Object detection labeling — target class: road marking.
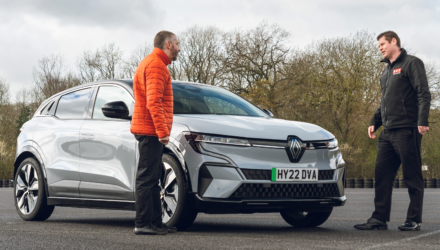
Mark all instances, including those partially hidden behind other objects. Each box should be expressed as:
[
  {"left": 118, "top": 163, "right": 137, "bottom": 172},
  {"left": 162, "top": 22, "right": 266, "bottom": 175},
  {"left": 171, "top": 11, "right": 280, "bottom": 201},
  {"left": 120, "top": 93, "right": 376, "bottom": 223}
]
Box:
[{"left": 362, "top": 229, "right": 440, "bottom": 249}]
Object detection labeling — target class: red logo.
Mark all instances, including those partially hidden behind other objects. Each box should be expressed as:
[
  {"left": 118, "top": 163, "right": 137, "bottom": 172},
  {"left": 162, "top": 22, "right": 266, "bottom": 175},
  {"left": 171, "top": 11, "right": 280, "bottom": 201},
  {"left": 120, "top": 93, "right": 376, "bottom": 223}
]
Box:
[{"left": 393, "top": 68, "right": 401, "bottom": 75}]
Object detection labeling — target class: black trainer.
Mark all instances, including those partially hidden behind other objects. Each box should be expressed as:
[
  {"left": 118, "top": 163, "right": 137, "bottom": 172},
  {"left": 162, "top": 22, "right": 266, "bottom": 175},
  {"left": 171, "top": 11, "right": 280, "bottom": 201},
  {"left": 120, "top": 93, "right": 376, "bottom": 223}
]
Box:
[
  {"left": 158, "top": 223, "right": 178, "bottom": 233},
  {"left": 134, "top": 224, "right": 168, "bottom": 235},
  {"left": 398, "top": 219, "right": 421, "bottom": 231},
  {"left": 354, "top": 218, "right": 388, "bottom": 230}
]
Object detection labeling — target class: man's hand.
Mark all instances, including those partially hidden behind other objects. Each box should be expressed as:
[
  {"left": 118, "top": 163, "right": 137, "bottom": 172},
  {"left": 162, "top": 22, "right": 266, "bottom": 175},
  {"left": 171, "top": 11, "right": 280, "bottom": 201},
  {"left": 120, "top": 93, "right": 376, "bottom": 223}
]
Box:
[
  {"left": 418, "top": 126, "right": 429, "bottom": 135},
  {"left": 368, "top": 125, "right": 376, "bottom": 139},
  {"left": 159, "top": 136, "right": 170, "bottom": 145}
]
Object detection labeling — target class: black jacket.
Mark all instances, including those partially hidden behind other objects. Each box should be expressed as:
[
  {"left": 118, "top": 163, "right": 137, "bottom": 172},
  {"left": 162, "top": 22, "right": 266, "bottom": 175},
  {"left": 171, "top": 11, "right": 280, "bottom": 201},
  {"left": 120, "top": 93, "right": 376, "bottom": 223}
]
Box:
[{"left": 370, "top": 49, "right": 431, "bottom": 130}]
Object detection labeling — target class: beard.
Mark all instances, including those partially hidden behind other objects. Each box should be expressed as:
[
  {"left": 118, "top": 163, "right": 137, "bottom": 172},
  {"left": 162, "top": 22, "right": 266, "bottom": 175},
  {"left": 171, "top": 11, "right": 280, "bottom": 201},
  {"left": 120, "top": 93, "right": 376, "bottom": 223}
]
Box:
[{"left": 170, "top": 45, "right": 179, "bottom": 61}]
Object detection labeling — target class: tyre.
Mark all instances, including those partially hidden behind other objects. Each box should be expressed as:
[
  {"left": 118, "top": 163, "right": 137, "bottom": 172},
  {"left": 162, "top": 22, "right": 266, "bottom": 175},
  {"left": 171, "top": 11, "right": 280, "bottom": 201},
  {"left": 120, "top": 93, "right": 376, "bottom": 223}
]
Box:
[
  {"left": 280, "top": 208, "right": 333, "bottom": 227},
  {"left": 160, "top": 154, "right": 197, "bottom": 231},
  {"left": 14, "top": 157, "right": 55, "bottom": 221}
]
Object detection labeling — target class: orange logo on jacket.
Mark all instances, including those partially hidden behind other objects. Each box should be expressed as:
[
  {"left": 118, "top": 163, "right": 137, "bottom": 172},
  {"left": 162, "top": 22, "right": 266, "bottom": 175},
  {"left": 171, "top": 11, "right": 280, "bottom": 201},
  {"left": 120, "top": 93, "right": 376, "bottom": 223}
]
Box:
[{"left": 393, "top": 68, "right": 401, "bottom": 75}]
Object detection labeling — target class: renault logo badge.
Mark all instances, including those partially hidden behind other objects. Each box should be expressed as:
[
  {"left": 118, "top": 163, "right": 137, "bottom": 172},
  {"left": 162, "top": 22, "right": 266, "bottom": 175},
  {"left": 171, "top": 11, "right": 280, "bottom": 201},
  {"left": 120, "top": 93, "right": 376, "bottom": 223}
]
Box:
[
  {"left": 290, "top": 139, "right": 302, "bottom": 159},
  {"left": 285, "top": 136, "right": 305, "bottom": 163}
]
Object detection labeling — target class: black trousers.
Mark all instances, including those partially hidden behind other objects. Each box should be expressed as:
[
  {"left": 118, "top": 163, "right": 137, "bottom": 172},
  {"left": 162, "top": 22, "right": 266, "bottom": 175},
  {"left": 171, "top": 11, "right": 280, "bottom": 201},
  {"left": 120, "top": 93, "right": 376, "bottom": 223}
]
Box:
[
  {"left": 134, "top": 135, "right": 164, "bottom": 228},
  {"left": 371, "top": 127, "right": 424, "bottom": 223}
]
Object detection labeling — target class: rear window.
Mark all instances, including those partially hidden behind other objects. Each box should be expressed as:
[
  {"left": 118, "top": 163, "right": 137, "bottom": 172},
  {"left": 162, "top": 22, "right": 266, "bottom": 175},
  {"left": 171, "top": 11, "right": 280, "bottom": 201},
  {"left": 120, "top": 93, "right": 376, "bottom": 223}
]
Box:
[{"left": 55, "top": 88, "right": 91, "bottom": 119}]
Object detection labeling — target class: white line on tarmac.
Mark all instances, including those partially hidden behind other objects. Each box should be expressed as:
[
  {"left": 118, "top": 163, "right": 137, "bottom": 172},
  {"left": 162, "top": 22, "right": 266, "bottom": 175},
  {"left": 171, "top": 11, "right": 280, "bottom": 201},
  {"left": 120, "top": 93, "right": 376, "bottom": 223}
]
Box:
[{"left": 362, "top": 229, "right": 440, "bottom": 250}]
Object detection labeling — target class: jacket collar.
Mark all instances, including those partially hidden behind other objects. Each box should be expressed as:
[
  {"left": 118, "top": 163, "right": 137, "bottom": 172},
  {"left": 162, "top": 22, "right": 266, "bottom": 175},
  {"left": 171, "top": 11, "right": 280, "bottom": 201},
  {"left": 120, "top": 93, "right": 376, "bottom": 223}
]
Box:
[
  {"left": 152, "top": 48, "right": 171, "bottom": 66},
  {"left": 381, "top": 48, "right": 407, "bottom": 66}
]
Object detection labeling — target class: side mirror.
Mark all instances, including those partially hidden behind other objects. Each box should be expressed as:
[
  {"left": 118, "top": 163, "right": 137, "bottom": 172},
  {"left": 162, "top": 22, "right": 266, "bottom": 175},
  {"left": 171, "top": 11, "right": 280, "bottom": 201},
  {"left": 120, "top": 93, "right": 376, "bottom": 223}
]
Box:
[
  {"left": 102, "top": 101, "right": 131, "bottom": 120},
  {"left": 262, "top": 109, "right": 274, "bottom": 118}
]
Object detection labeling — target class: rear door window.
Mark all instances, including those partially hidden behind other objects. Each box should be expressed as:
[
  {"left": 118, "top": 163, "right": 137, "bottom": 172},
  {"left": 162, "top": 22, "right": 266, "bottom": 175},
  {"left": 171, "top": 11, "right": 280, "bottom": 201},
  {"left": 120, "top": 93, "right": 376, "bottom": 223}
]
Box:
[
  {"left": 92, "top": 86, "right": 134, "bottom": 120},
  {"left": 55, "top": 88, "right": 91, "bottom": 119},
  {"left": 40, "top": 100, "right": 56, "bottom": 115}
]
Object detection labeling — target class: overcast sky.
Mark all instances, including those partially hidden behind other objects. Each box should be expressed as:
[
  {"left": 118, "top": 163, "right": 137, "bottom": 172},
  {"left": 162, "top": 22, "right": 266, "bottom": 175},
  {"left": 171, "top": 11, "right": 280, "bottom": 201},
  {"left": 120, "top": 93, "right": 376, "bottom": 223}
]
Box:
[{"left": 1, "top": 0, "right": 439, "bottom": 98}]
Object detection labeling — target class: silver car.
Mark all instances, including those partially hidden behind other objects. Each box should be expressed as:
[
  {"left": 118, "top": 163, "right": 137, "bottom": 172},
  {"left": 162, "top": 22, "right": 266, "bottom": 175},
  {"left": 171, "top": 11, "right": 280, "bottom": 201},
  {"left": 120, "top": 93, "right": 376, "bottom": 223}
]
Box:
[{"left": 14, "top": 80, "right": 346, "bottom": 230}]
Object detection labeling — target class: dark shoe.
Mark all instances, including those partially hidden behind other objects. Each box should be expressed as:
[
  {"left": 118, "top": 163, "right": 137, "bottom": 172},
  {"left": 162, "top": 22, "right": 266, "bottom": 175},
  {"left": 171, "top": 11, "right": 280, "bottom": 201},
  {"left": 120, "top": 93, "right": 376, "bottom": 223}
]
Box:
[
  {"left": 354, "top": 218, "right": 388, "bottom": 230},
  {"left": 398, "top": 219, "right": 421, "bottom": 231},
  {"left": 158, "top": 223, "right": 178, "bottom": 233},
  {"left": 134, "top": 224, "right": 168, "bottom": 235}
]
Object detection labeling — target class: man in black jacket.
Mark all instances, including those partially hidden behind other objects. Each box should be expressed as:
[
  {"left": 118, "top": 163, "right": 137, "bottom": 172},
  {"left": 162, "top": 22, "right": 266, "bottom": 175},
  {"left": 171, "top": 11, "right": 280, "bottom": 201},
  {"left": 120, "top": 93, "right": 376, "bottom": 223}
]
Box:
[{"left": 354, "top": 31, "right": 431, "bottom": 231}]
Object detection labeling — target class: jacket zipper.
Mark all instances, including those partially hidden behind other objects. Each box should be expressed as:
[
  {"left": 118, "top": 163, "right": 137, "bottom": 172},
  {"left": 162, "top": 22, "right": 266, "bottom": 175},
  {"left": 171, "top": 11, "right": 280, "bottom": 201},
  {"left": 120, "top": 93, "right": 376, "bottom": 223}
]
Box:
[{"left": 384, "top": 65, "right": 390, "bottom": 129}]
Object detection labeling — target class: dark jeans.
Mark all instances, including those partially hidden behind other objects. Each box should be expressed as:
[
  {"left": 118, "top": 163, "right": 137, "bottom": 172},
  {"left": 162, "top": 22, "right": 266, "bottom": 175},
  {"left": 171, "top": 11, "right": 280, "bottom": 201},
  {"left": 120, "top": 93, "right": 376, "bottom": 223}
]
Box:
[
  {"left": 134, "top": 135, "right": 164, "bottom": 228},
  {"left": 371, "top": 127, "right": 424, "bottom": 223}
]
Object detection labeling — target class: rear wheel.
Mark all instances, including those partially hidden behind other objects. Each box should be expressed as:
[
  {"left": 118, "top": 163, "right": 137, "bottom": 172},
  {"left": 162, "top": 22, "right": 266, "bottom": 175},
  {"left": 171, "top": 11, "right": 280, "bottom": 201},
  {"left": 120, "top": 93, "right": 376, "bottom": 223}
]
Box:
[
  {"left": 280, "top": 208, "right": 333, "bottom": 227},
  {"left": 14, "top": 157, "right": 54, "bottom": 221},
  {"left": 160, "top": 154, "right": 197, "bottom": 231}
]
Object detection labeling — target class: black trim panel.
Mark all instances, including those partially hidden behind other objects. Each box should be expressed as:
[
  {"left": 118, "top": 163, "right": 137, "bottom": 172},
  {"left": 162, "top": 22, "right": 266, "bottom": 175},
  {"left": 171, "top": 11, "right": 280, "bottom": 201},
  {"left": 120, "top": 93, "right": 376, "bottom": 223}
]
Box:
[
  {"left": 248, "top": 139, "right": 287, "bottom": 147},
  {"left": 47, "top": 197, "right": 135, "bottom": 211},
  {"left": 198, "top": 165, "right": 213, "bottom": 196},
  {"left": 193, "top": 194, "right": 345, "bottom": 214}
]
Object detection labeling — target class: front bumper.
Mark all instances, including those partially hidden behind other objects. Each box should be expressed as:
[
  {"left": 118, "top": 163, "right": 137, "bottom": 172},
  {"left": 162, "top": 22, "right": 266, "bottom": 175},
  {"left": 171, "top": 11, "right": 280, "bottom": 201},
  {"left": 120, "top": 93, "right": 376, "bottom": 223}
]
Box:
[
  {"left": 194, "top": 165, "right": 346, "bottom": 213},
  {"left": 198, "top": 164, "right": 345, "bottom": 197},
  {"left": 193, "top": 194, "right": 347, "bottom": 214}
]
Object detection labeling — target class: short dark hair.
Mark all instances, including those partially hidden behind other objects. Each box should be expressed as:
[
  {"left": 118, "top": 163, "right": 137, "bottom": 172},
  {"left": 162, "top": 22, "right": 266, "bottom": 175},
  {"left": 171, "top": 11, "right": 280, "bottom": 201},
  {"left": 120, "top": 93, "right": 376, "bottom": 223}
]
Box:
[
  {"left": 377, "top": 31, "right": 401, "bottom": 47},
  {"left": 154, "top": 31, "right": 176, "bottom": 50}
]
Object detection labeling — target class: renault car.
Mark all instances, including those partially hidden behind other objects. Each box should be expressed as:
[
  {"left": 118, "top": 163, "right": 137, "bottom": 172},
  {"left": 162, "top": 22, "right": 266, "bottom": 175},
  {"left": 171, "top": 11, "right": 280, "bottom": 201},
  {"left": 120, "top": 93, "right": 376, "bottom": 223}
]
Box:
[{"left": 14, "top": 80, "right": 346, "bottom": 230}]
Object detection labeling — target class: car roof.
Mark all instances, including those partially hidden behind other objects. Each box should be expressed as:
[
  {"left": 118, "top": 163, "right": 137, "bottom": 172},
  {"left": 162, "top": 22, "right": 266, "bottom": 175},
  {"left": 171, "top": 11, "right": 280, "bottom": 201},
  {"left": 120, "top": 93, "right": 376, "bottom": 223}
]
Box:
[
  {"left": 34, "top": 79, "right": 219, "bottom": 117},
  {"left": 80, "top": 79, "right": 214, "bottom": 92},
  {"left": 40, "top": 80, "right": 213, "bottom": 108}
]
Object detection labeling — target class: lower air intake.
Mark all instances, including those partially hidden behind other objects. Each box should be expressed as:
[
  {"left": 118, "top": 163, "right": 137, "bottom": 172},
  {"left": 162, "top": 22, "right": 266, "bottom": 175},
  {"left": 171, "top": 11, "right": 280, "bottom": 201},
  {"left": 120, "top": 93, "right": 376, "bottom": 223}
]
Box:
[{"left": 229, "top": 183, "right": 339, "bottom": 198}]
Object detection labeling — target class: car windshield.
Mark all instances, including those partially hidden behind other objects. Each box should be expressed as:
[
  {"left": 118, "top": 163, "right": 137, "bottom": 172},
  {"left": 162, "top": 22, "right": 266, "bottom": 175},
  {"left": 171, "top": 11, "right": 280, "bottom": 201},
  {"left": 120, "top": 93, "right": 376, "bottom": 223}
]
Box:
[{"left": 173, "top": 83, "right": 268, "bottom": 117}]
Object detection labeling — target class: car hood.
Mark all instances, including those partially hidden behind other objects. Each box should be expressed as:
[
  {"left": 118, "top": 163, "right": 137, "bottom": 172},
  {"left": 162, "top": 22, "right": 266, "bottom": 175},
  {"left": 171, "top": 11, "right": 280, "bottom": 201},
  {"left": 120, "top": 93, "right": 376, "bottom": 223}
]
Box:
[{"left": 173, "top": 115, "right": 334, "bottom": 141}]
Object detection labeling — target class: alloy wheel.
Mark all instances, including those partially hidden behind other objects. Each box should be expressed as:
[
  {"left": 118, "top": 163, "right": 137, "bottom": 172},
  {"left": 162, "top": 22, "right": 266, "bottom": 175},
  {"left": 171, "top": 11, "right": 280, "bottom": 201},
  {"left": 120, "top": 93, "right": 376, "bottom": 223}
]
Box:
[
  {"left": 160, "top": 162, "right": 179, "bottom": 223},
  {"left": 15, "top": 164, "right": 39, "bottom": 215}
]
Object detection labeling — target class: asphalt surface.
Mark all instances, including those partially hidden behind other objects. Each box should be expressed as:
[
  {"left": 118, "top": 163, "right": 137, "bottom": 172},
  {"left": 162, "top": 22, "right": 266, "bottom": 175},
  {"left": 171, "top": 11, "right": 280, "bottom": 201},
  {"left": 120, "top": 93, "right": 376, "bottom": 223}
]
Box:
[{"left": 1, "top": 189, "right": 439, "bottom": 250}]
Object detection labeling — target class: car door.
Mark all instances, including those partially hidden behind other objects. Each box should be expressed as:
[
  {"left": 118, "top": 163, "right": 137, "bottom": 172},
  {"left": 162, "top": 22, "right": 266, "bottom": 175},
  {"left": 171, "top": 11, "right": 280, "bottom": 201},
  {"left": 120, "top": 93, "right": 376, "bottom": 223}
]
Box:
[
  {"left": 78, "top": 84, "right": 136, "bottom": 200},
  {"left": 34, "top": 87, "right": 92, "bottom": 198}
]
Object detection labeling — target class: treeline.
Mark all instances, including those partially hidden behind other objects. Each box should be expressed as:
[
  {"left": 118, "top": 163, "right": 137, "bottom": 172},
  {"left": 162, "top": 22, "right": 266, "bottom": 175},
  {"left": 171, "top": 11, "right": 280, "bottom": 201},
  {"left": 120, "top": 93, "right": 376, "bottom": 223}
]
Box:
[{"left": 1, "top": 22, "right": 439, "bottom": 180}]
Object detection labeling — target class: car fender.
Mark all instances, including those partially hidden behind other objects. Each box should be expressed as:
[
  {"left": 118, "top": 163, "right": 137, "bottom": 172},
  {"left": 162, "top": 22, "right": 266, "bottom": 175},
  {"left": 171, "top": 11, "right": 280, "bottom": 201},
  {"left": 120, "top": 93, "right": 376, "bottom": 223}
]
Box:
[
  {"left": 165, "top": 139, "right": 193, "bottom": 191},
  {"left": 14, "top": 142, "right": 49, "bottom": 197}
]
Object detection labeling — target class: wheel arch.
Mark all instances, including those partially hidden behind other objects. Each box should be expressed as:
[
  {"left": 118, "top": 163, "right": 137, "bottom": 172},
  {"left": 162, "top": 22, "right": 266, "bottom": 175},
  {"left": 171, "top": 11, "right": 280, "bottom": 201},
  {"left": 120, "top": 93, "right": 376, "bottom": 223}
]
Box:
[
  {"left": 14, "top": 147, "right": 49, "bottom": 197},
  {"left": 164, "top": 144, "right": 193, "bottom": 192}
]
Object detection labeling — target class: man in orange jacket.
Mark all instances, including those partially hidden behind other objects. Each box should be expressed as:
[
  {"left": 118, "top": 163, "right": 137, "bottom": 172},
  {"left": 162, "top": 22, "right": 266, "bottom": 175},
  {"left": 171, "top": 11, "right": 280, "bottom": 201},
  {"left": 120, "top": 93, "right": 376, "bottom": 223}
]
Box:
[{"left": 131, "top": 31, "right": 180, "bottom": 235}]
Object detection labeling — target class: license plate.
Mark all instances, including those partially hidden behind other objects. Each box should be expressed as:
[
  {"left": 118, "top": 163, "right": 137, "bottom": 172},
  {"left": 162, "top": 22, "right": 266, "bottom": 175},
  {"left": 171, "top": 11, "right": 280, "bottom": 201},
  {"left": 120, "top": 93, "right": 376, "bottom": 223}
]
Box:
[{"left": 271, "top": 168, "right": 318, "bottom": 182}]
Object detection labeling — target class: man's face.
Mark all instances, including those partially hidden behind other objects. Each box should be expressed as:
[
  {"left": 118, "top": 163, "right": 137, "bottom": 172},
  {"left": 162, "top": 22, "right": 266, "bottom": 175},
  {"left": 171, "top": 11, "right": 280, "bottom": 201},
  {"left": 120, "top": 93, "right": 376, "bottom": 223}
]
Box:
[
  {"left": 378, "top": 36, "right": 398, "bottom": 59},
  {"left": 167, "top": 36, "right": 181, "bottom": 61}
]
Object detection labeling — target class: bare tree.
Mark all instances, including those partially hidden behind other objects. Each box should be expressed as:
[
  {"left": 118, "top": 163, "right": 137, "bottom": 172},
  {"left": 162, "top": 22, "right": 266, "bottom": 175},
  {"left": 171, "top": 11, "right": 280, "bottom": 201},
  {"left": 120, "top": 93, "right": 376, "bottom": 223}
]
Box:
[
  {"left": 0, "top": 78, "right": 9, "bottom": 107},
  {"left": 169, "top": 26, "right": 228, "bottom": 86},
  {"left": 32, "top": 54, "right": 82, "bottom": 101},
  {"left": 77, "top": 43, "right": 125, "bottom": 82},
  {"left": 0, "top": 78, "right": 15, "bottom": 179},
  {"left": 122, "top": 43, "right": 153, "bottom": 78},
  {"left": 425, "top": 61, "right": 440, "bottom": 108},
  {"left": 223, "top": 22, "right": 291, "bottom": 115}
]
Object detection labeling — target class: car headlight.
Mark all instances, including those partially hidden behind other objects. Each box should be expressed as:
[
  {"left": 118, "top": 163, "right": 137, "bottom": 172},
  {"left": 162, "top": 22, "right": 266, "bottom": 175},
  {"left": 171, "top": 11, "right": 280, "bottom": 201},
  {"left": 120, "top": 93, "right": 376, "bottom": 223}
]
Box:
[
  {"left": 325, "top": 139, "right": 338, "bottom": 149},
  {"left": 184, "top": 133, "right": 251, "bottom": 153},
  {"left": 195, "top": 134, "right": 251, "bottom": 146}
]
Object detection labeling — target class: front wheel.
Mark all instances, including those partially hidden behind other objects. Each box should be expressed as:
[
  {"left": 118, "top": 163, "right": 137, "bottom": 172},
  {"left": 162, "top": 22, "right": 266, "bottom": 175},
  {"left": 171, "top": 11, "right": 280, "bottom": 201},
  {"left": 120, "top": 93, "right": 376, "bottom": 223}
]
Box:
[
  {"left": 160, "top": 154, "right": 197, "bottom": 231},
  {"left": 280, "top": 208, "right": 333, "bottom": 227},
  {"left": 14, "top": 157, "right": 54, "bottom": 221}
]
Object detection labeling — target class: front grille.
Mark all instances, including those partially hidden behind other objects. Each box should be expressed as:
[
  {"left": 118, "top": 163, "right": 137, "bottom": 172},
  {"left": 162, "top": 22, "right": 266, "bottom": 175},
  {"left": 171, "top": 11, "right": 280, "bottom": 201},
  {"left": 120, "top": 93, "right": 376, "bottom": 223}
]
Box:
[
  {"left": 319, "top": 170, "right": 335, "bottom": 180},
  {"left": 241, "top": 169, "right": 335, "bottom": 181},
  {"left": 230, "top": 183, "right": 339, "bottom": 198},
  {"left": 242, "top": 169, "right": 271, "bottom": 180}
]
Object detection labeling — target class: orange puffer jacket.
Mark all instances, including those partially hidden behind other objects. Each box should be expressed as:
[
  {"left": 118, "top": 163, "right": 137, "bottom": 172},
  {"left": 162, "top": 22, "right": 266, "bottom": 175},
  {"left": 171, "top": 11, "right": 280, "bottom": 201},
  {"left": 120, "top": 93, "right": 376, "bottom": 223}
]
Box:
[{"left": 130, "top": 48, "right": 173, "bottom": 138}]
